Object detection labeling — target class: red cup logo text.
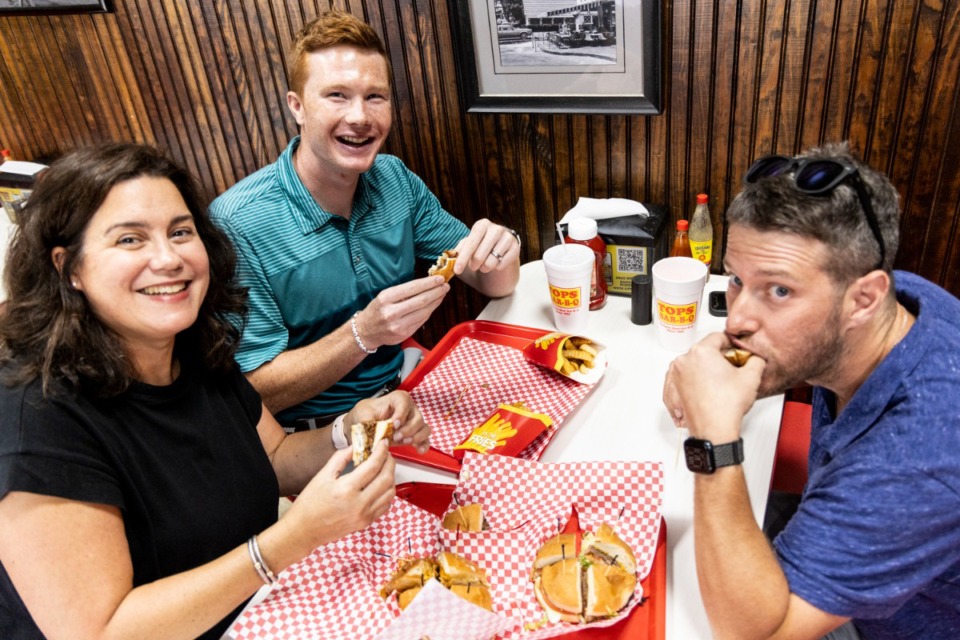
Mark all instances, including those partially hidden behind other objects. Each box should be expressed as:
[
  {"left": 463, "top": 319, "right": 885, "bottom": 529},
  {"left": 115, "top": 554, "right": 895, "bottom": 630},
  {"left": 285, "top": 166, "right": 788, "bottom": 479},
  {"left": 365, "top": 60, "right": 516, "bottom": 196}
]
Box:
[
  {"left": 657, "top": 300, "right": 698, "bottom": 326},
  {"left": 550, "top": 285, "right": 582, "bottom": 310}
]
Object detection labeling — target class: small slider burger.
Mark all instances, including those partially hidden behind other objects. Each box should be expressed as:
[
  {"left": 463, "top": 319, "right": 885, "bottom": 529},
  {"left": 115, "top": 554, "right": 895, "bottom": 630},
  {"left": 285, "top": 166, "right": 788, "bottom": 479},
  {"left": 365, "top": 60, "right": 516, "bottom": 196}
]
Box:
[
  {"left": 380, "top": 551, "right": 493, "bottom": 611},
  {"left": 379, "top": 557, "right": 439, "bottom": 610},
  {"left": 532, "top": 524, "right": 637, "bottom": 624},
  {"left": 428, "top": 250, "right": 458, "bottom": 282},
  {"left": 723, "top": 348, "right": 752, "bottom": 367},
  {"left": 351, "top": 420, "right": 394, "bottom": 466},
  {"left": 441, "top": 503, "right": 489, "bottom": 532}
]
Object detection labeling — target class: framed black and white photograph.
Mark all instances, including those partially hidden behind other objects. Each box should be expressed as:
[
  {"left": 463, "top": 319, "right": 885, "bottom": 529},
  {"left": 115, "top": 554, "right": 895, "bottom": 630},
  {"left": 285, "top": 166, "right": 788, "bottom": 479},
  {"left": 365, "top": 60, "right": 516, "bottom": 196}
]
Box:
[
  {"left": 448, "top": 0, "right": 662, "bottom": 114},
  {"left": 0, "top": 0, "right": 113, "bottom": 15}
]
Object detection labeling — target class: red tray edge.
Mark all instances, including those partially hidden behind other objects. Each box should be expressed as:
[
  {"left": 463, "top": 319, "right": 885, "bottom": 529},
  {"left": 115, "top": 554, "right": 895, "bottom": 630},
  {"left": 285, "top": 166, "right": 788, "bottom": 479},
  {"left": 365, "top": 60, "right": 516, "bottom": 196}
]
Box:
[{"left": 392, "top": 321, "right": 558, "bottom": 474}]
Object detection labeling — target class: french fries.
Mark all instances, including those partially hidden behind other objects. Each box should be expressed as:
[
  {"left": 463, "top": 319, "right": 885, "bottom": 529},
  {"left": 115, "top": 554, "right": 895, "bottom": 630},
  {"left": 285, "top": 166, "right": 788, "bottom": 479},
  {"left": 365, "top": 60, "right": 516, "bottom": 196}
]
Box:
[{"left": 559, "top": 337, "right": 599, "bottom": 375}]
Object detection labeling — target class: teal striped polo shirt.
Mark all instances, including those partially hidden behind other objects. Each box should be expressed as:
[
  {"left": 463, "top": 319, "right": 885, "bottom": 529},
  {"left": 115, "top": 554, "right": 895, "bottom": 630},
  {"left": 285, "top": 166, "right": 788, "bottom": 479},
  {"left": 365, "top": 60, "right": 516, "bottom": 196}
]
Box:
[{"left": 209, "top": 137, "right": 469, "bottom": 423}]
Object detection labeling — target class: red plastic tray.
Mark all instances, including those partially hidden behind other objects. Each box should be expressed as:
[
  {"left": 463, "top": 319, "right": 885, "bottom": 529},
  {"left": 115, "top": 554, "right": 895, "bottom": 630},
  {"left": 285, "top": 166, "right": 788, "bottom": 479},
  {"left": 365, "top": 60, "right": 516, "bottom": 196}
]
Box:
[
  {"left": 395, "top": 481, "right": 666, "bottom": 640},
  {"left": 392, "top": 320, "right": 579, "bottom": 474}
]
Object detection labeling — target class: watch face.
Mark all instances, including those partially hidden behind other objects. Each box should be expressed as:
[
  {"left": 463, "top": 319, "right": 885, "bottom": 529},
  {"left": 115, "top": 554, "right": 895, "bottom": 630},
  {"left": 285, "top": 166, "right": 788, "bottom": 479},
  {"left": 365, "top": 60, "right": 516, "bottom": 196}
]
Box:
[{"left": 684, "top": 439, "right": 715, "bottom": 473}]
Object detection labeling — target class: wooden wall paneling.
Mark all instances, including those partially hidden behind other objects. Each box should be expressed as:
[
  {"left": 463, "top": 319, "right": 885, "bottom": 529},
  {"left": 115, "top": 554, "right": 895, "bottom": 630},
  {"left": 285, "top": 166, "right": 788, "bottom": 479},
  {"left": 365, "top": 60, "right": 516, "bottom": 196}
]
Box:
[
  {"left": 50, "top": 16, "right": 115, "bottom": 143},
  {"left": 669, "top": 0, "right": 692, "bottom": 208},
  {"left": 15, "top": 18, "right": 88, "bottom": 153},
  {"left": 131, "top": 1, "right": 212, "bottom": 191},
  {"left": 774, "top": 1, "right": 808, "bottom": 153},
  {"left": 628, "top": 109, "right": 648, "bottom": 205},
  {"left": 117, "top": 3, "right": 182, "bottom": 162},
  {"left": 164, "top": 1, "right": 230, "bottom": 195},
  {"left": 531, "top": 114, "right": 558, "bottom": 250},
  {"left": 796, "top": 2, "right": 838, "bottom": 151},
  {"left": 95, "top": 13, "right": 155, "bottom": 145},
  {"left": 820, "top": 0, "right": 863, "bottom": 144},
  {"left": 688, "top": 0, "right": 715, "bottom": 196},
  {"left": 608, "top": 115, "right": 628, "bottom": 196},
  {"left": 196, "top": 2, "right": 258, "bottom": 183},
  {"left": 846, "top": 0, "right": 888, "bottom": 156},
  {"left": 752, "top": 2, "right": 786, "bottom": 160},
  {"left": 709, "top": 0, "right": 740, "bottom": 239},
  {"left": 928, "top": 5, "right": 960, "bottom": 291},
  {"left": 251, "top": 0, "right": 300, "bottom": 155},
  {"left": 380, "top": 1, "right": 422, "bottom": 176},
  {"left": 567, "top": 115, "right": 589, "bottom": 208},
  {"left": 548, "top": 114, "right": 574, "bottom": 250},
  {"left": 865, "top": 0, "right": 912, "bottom": 170},
  {"left": 590, "top": 115, "right": 609, "bottom": 196},
  {"left": 898, "top": 1, "right": 958, "bottom": 281},
  {"left": 729, "top": 0, "right": 759, "bottom": 178}
]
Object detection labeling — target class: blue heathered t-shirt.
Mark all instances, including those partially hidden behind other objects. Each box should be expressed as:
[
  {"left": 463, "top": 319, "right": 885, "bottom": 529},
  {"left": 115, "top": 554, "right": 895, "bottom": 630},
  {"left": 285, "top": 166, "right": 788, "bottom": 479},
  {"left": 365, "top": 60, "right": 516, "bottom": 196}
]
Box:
[
  {"left": 773, "top": 271, "right": 960, "bottom": 639},
  {"left": 209, "top": 138, "right": 469, "bottom": 422}
]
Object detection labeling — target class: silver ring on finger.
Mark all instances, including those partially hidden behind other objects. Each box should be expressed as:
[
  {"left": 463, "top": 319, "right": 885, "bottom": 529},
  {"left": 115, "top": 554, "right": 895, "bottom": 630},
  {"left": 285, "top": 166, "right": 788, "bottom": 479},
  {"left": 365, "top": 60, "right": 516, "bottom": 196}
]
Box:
[{"left": 490, "top": 250, "right": 504, "bottom": 262}]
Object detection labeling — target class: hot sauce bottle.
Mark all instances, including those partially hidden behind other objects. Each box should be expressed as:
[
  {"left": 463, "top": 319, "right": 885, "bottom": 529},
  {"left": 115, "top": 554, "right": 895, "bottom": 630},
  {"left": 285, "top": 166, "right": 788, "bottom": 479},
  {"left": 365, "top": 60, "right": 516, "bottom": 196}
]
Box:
[{"left": 566, "top": 218, "right": 608, "bottom": 310}]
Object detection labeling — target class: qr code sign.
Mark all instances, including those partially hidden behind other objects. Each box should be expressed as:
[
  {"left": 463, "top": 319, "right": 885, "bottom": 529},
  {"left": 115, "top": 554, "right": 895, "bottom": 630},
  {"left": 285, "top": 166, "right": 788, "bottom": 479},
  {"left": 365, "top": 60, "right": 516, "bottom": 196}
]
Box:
[{"left": 616, "top": 245, "right": 647, "bottom": 274}]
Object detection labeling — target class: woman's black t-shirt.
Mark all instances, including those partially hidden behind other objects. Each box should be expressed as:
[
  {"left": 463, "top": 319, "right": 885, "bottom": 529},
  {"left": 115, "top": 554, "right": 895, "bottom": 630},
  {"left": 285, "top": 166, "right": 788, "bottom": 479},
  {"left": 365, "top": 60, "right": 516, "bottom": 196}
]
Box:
[{"left": 0, "top": 362, "right": 279, "bottom": 639}]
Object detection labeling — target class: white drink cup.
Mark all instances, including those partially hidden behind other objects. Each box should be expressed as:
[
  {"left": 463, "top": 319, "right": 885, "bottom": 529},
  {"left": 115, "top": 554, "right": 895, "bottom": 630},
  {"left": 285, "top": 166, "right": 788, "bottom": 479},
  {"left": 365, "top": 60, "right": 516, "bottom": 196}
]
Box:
[
  {"left": 543, "top": 244, "right": 594, "bottom": 334},
  {"left": 651, "top": 257, "right": 709, "bottom": 352}
]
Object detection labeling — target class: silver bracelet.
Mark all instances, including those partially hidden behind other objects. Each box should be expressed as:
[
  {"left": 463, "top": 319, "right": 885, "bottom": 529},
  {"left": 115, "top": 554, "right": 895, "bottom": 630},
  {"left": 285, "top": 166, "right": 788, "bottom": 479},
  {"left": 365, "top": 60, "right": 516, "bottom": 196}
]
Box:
[
  {"left": 350, "top": 311, "right": 377, "bottom": 354},
  {"left": 247, "top": 535, "right": 277, "bottom": 586},
  {"left": 331, "top": 413, "right": 350, "bottom": 450}
]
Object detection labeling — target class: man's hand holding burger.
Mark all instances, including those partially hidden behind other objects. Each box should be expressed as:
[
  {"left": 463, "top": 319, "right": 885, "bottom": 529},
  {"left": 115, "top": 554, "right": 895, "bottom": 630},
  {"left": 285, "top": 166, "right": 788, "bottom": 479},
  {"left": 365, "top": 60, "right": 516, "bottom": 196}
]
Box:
[{"left": 662, "top": 332, "right": 765, "bottom": 443}]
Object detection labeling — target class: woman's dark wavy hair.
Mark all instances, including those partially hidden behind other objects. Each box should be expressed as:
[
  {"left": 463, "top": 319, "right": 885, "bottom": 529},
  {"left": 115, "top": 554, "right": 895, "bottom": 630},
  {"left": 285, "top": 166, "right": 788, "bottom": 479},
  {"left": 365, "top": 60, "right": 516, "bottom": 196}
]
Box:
[{"left": 0, "top": 143, "right": 247, "bottom": 397}]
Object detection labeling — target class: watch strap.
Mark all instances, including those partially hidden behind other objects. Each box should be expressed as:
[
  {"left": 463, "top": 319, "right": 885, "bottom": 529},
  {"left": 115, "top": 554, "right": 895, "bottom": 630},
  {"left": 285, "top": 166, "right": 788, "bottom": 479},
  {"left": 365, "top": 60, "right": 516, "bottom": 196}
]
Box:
[
  {"left": 713, "top": 438, "right": 745, "bottom": 468},
  {"left": 331, "top": 413, "right": 350, "bottom": 450}
]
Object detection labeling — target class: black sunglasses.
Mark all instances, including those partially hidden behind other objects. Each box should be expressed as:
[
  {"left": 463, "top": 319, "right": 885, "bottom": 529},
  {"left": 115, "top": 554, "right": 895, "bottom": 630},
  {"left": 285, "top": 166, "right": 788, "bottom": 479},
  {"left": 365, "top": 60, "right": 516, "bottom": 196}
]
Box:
[{"left": 744, "top": 154, "right": 886, "bottom": 270}]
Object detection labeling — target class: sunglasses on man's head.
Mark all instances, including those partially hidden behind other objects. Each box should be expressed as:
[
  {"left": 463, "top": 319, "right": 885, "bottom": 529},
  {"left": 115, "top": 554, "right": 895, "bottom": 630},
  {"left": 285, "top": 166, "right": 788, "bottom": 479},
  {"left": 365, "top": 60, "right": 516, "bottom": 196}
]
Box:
[{"left": 744, "top": 154, "right": 886, "bottom": 270}]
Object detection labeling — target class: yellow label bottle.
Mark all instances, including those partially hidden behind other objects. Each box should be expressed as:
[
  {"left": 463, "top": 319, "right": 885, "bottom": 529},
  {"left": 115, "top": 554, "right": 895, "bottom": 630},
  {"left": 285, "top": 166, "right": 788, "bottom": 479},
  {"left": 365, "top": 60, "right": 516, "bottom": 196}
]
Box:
[{"left": 689, "top": 193, "right": 713, "bottom": 268}]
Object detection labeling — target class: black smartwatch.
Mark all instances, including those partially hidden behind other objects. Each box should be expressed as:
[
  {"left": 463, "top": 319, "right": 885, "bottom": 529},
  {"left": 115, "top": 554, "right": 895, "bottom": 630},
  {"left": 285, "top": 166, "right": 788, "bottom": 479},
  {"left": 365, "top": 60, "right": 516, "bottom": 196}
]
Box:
[{"left": 684, "top": 437, "right": 745, "bottom": 474}]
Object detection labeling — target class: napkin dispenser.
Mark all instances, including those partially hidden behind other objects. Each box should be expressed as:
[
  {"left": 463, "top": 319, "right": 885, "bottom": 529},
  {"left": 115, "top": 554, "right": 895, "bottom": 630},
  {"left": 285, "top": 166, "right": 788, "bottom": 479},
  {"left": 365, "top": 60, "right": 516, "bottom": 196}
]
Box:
[{"left": 560, "top": 203, "right": 669, "bottom": 296}]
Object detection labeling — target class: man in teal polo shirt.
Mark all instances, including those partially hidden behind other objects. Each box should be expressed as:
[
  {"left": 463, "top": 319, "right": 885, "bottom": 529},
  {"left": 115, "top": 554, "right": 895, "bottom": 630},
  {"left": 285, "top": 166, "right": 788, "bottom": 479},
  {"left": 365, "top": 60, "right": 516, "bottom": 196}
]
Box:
[{"left": 210, "top": 10, "right": 520, "bottom": 432}]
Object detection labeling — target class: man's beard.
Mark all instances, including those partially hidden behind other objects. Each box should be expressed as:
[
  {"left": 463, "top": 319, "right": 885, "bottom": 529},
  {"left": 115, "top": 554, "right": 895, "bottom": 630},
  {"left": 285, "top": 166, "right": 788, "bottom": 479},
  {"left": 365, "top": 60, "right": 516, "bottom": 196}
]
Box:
[{"left": 756, "top": 306, "right": 845, "bottom": 398}]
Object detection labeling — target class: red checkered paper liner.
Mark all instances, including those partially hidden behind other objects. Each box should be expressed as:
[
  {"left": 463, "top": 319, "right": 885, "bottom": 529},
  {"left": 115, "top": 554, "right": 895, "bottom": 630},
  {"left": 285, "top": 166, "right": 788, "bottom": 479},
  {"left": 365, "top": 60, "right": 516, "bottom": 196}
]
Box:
[
  {"left": 439, "top": 453, "right": 664, "bottom": 639},
  {"left": 410, "top": 337, "right": 598, "bottom": 459},
  {"left": 230, "top": 498, "right": 444, "bottom": 640},
  {"left": 229, "top": 454, "right": 662, "bottom": 640}
]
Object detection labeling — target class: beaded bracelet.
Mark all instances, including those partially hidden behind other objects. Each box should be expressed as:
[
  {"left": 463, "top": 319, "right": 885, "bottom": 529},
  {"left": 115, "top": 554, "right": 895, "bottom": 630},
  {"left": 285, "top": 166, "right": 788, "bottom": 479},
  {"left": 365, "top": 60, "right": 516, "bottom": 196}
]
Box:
[
  {"left": 350, "top": 310, "right": 377, "bottom": 354},
  {"left": 247, "top": 535, "right": 277, "bottom": 586}
]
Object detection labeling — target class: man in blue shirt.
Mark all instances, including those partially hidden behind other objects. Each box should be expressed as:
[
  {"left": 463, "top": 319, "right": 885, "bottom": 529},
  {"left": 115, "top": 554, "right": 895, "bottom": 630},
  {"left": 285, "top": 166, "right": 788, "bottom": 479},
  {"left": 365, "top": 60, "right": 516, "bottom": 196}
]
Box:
[
  {"left": 210, "top": 11, "right": 519, "bottom": 431},
  {"left": 663, "top": 143, "right": 960, "bottom": 639}
]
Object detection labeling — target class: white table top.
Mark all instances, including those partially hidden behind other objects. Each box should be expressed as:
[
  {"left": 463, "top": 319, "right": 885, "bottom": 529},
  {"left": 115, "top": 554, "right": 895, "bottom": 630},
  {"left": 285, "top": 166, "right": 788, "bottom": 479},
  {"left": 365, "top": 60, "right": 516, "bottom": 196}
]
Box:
[{"left": 396, "top": 260, "right": 785, "bottom": 640}]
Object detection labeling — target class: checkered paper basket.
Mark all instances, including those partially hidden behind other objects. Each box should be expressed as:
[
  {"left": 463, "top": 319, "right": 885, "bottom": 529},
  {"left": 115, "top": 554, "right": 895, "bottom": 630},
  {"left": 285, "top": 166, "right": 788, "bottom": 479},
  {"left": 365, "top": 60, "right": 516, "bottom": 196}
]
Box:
[
  {"left": 411, "top": 337, "right": 599, "bottom": 459},
  {"left": 229, "top": 453, "right": 663, "bottom": 640}
]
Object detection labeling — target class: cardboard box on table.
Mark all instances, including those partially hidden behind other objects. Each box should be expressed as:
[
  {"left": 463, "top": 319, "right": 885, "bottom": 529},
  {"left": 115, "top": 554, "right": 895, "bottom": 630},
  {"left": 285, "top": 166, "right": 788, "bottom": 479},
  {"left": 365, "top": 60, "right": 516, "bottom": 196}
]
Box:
[
  {"left": 0, "top": 160, "right": 46, "bottom": 223},
  {"left": 559, "top": 198, "right": 669, "bottom": 296}
]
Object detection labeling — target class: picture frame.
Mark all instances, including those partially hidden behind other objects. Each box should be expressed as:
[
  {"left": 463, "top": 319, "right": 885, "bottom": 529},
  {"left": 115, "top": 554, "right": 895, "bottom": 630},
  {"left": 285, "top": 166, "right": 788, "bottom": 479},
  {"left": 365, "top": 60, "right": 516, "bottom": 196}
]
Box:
[
  {"left": 0, "top": 0, "right": 113, "bottom": 16},
  {"left": 447, "top": 0, "right": 662, "bottom": 114}
]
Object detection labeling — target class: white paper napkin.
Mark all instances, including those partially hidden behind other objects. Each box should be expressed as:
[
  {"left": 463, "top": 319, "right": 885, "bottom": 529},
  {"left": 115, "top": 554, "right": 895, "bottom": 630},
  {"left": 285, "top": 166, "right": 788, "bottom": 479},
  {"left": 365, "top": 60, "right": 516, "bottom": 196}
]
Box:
[
  {"left": 558, "top": 196, "right": 649, "bottom": 223},
  {"left": 374, "top": 579, "right": 516, "bottom": 640}
]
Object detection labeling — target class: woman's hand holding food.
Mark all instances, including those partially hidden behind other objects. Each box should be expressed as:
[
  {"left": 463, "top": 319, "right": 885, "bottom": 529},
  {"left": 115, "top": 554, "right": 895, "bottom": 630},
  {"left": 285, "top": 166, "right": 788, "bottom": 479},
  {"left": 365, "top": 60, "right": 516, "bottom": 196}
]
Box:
[{"left": 346, "top": 390, "right": 430, "bottom": 454}]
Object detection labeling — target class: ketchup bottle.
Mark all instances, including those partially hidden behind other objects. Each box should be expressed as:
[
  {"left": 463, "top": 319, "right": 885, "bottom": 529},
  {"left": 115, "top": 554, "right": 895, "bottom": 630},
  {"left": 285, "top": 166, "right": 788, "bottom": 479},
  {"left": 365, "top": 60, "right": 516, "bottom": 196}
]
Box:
[{"left": 566, "top": 218, "right": 608, "bottom": 310}]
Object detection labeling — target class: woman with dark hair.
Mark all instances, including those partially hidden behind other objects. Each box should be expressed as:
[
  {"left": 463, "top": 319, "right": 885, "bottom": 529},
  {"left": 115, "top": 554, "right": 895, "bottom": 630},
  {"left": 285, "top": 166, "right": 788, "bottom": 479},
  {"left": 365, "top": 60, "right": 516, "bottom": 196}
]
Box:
[{"left": 0, "top": 143, "right": 429, "bottom": 639}]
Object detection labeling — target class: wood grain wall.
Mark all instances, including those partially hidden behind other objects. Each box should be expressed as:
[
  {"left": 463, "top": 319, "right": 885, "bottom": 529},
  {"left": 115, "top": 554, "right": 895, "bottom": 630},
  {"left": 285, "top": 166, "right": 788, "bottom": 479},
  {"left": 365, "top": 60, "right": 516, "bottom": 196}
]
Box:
[{"left": 1, "top": 0, "right": 958, "bottom": 345}]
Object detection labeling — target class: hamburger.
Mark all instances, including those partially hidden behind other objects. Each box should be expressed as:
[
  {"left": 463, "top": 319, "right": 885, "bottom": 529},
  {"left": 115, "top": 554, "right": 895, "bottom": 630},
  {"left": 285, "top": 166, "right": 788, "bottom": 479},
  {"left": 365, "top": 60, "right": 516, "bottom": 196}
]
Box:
[
  {"left": 531, "top": 524, "right": 637, "bottom": 624},
  {"left": 723, "top": 348, "right": 752, "bottom": 367},
  {"left": 428, "top": 249, "right": 458, "bottom": 282},
  {"left": 378, "top": 557, "right": 438, "bottom": 602},
  {"left": 381, "top": 551, "right": 493, "bottom": 611},
  {"left": 441, "top": 503, "right": 488, "bottom": 532},
  {"left": 351, "top": 419, "right": 394, "bottom": 466}
]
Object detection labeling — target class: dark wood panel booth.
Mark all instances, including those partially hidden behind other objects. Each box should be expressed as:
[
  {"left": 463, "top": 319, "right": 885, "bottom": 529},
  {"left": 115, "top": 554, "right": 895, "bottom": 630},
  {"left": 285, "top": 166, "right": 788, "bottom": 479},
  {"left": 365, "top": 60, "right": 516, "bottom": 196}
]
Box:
[{"left": 2, "top": 0, "right": 958, "bottom": 346}]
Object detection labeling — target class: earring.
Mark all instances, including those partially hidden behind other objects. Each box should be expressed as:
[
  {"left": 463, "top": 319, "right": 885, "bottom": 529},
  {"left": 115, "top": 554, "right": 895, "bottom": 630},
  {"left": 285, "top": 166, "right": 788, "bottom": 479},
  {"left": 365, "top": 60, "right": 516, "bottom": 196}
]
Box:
[{"left": 71, "top": 280, "right": 78, "bottom": 288}]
